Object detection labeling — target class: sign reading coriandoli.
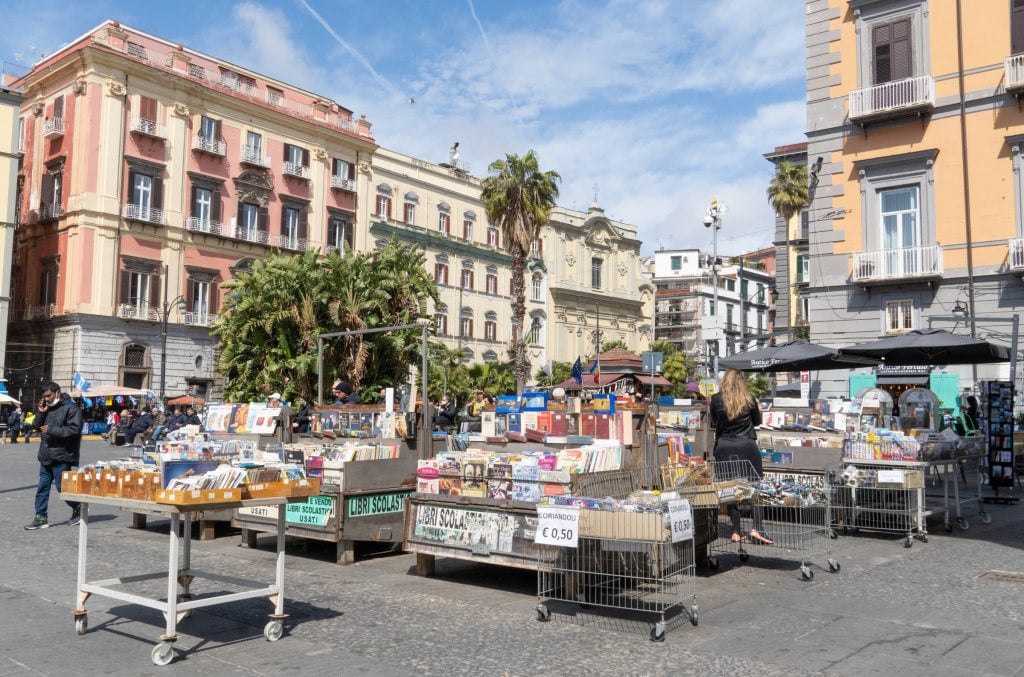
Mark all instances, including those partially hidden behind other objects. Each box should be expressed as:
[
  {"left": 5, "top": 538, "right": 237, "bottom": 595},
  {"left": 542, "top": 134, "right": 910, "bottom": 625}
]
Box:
[{"left": 346, "top": 490, "right": 412, "bottom": 518}]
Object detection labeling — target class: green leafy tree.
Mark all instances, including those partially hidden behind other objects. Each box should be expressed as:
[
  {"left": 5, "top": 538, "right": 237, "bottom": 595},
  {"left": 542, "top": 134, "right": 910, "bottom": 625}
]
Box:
[
  {"left": 428, "top": 344, "right": 471, "bottom": 402},
  {"left": 468, "top": 362, "right": 516, "bottom": 397},
  {"left": 662, "top": 352, "right": 693, "bottom": 396},
  {"left": 534, "top": 361, "right": 573, "bottom": 389},
  {"left": 747, "top": 374, "right": 771, "bottom": 399},
  {"left": 481, "top": 151, "right": 561, "bottom": 393},
  {"left": 600, "top": 339, "right": 628, "bottom": 353},
  {"left": 766, "top": 161, "right": 808, "bottom": 222},
  {"left": 648, "top": 340, "right": 678, "bottom": 357}
]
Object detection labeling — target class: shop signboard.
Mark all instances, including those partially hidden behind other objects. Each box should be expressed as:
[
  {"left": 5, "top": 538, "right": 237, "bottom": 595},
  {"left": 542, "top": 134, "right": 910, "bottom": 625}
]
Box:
[
  {"left": 237, "top": 494, "right": 336, "bottom": 527},
  {"left": 346, "top": 490, "right": 412, "bottom": 518},
  {"left": 413, "top": 504, "right": 519, "bottom": 554}
]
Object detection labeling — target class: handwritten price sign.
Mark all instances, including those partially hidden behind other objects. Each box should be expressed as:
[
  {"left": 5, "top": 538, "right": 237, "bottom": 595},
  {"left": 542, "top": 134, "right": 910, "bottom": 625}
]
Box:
[
  {"left": 668, "top": 499, "right": 693, "bottom": 543},
  {"left": 535, "top": 505, "right": 579, "bottom": 548}
]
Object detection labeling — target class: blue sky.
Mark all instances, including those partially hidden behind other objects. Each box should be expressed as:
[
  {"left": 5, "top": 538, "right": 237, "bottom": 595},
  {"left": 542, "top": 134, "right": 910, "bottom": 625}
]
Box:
[{"left": 3, "top": 0, "right": 806, "bottom": 256}]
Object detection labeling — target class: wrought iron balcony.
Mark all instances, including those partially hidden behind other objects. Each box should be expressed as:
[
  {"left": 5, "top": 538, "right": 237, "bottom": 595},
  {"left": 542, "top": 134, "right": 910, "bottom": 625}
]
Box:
[
  {"left": 33, "top": 203, "right": 63, "bottom": 222},
  {"left": 117, "top": 304, "right": 160, "bottom": 321},
  {"left": 186, "top": 217, "right": 222, "bottom": 235},
  {"left": 851, "top": 245, "right": 943, "bottom": 284},
  {"left": 240, "top": 145, "right": 271, "bottom": 168},
  {"left": 130, "top": 117, "right": 166, "bottom": 139},
  {"left": 282, "top": 162, "right": 309, "bottom": 179},
  {"left": 1006, "top": 55, "right": 1024, "bottom": 93},
  {"left": 42, "top": 117, "right": 64, "bottom": 139},
  {"left": 330, "top": 175, "right": 356, "bottom": 191},
  {"left": 231, "top": 226, "right": 269, "bottom": 245},
  {"left": 277, "top": 235, "right": 308, "bottom": 251},
  {"left": 27, "top": 304, "right": 57, "bottom": 320},
  {"left": 848, "top": 75, "right": 934, "bottom": 122},
  {"left": 1010, "top": 237, "right": 1024, "bottom": 273},
  {"left": 122, "top": 203, "right": 166, "bottom": 224},
  {"left": 183, "top": 311, "right": 213, "bottom": 327},
  {"left": 192, "top": 135, "right": 226, "bottom": 156}
]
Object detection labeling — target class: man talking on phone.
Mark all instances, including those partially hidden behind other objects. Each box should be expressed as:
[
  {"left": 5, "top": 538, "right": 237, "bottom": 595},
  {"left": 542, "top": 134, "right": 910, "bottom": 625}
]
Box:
[{"left": 25, "top": 381, "right": 83, "bottom": 530}]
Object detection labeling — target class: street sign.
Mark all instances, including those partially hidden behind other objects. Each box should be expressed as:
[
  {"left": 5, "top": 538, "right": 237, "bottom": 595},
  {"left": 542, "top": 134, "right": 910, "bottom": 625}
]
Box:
[{"left": 642, "top": 351, "right": 664, "bottom": 373}]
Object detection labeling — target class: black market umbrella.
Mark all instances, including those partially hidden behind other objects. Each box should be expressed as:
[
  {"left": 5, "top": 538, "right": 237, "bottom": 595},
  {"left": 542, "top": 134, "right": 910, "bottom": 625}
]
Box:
[
  {"left": 842, "top": 329, "right": 1011, "bottom": 366},
  {"left": 718, "top": 340, "right": 880, "bottom": 373}
]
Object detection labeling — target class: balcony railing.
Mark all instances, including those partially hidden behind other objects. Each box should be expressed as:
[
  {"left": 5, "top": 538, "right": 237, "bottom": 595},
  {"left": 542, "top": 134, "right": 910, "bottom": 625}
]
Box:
[
  {"left": 42, "top": 117, "right": 64, "bottom": 139},
  {"left": 851, "top": 245, "right": 943, "bottom": 284},
  {"left": 27, "top": 304, "right": 57, "bottom": 320},
  {"left": 130, "top": 116, "right": 166, "bottom": 139},
  {"left": 848, "top": 75, "right": 935, "bottom": 122},
  {"left": 277, "top": 234, "right": 308, "bottom": 251},
  {"left": 117, "top": 304, "right": 160, "bottom": 321},
  {"left": 1006, "top": 55, "right": 1024, "bottom": 92},
  {"left": 122, "top": 203, "right": 165, "bottom": 224},
  {"left": 231, "top": 226, "right": 269, "bottom": 245},
  {"left": 240, "top": 145, "right": 271, "bottom": 168},
  {"left": 33, "top": 203, "right": 63, "bottom": 222},
  {"left": 192, "top": 135, "right": 226, "bottom": 155},
  {"left": 330, "top": 175, "right": 356, "bottom": 191},
  {"left": 186, "top": 217, "right": 223, "bottom": 235},
  {"left": 1010, "top": 238, "right": 1024, "bottom": 272},
  {"left": 282, "top": 162, "right": 309, "bottom": 179},
  {"left": 183, "top": 311, "right": 213, "bottom": 327}
]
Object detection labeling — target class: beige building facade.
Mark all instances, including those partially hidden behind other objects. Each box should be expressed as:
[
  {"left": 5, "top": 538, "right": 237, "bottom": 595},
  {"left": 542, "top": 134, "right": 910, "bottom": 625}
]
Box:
[{"left": 0, "top": 85, "right": 23, "bottom": 383}]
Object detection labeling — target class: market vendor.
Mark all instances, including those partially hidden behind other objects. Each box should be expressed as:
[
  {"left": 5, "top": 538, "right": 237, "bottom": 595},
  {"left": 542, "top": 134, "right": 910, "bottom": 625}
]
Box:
[{"left": 331, "top": 381, "right": 361, "bottom": 405}]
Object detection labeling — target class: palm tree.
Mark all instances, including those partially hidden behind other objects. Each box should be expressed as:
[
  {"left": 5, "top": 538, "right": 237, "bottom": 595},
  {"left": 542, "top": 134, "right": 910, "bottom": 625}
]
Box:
[
  {"left": 481, "top": 151, "right": 561, "bottom": 393},
  {"left": 766, "top": 161, "right": 808, "bottom": 222}
]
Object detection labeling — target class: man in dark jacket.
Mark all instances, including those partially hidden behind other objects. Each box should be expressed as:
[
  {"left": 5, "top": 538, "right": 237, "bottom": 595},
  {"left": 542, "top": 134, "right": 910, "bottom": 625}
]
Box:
[
  {"left": 331, "top": 381, "right": 361, "bottom": 405},
  {"left": 7, "top": 405, "right": 22, "bottom": 443},
  {"left": 26, "top": 382, "right": 83, "bottom": 530},
  {"left": 127, "top": 406, "right": 155, "bottom": 445}
]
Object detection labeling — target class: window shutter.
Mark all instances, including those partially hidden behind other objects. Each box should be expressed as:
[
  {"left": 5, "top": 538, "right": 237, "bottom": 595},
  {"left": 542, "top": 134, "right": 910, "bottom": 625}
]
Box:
[
  {"left": 891, "top": 19, "right": 912, "bottom": 80},
  {"left": 283, "top": 143, "right": 291, "bottom": 162},
  {"left": 152, "top": 176, "right": 164, "bottom": 209},
  {"left": 186, "top": 278, "right": 195, "bottom": 312},
  {"left": 872, "top": 23, "right": 892, "bottom": 84},
  {"left": 332, "top": 158, "right": 340, "bottom": 176},
  {"left": 127, "top": 170, "right": 137, "bottom": 204},
  {"left": 208, "top": 283, "right": 218, "bottom": 314},
  {"left": 149, "top": 273, "right": 161, "bottom": 308},
  {"left": 302, "top": 148, "right": 310, "bottom": 167},
  {"left": 53, "top": 95, "right": 64, "bottom": 119},
  {"left": 213, "top": 119, "right": 222, "bottom": 140},
  {"left": 190, "top": 185, "right": 198, "bottom": 217},
  {"left": 1014, "top": 0, "right": 1024, "bottom": 54},
  {"left": 140, "top": 96, "right": 157, "bottom": 121},
  {"left": 120, "top": 270, "right": 131, "bottom": 305},
  {"left": 40, "top": 173, "right": 54, "bottom": 209},
  {"left": 298, "top": 209, "right": 308, "bottom": 240},
  {"left": 258, "top": 206, "right": 269, "bottom": 234},
  {"left": 347, "top": 162, "right": 355, "bottom": 180},
  {"left": 211, "top": 188, "right": 221, "bottom": 222}
]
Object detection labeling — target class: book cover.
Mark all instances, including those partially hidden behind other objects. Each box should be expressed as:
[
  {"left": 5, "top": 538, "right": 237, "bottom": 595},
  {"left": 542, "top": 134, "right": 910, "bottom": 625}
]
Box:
[
  {"left": 512, "top": 480, "right": 540, "bottom": 502},
  {"left": 581, "top": 414, "right": 597, "bottom": 437},
  {"left": 487, "top": 478, "right": 514, "bottom": 500},
  {"left": 595, "top": 414, "right": 612, "bottom": 439},
  {"left": 550, "top": 413, "right": 568, "bottom": 437},
  {"left": 481, "top": 411, "right": 496, "bottom": 437},
  {"left": 416, "top": 459, "right": 440, "bottom": 494},
  {"left": 525, "top": 428, "right": 548, "bottom": 443},
  {"left": 494, "top": 414, "right": 508, "bottom": 436},
  {"left": 507, "top": 413, "right": 522, "bottom": 433},
  {"left": 461, "top": 455, "right": 488, "bottom": 497},
  {"left": 535, "top": 411, "right": 552, "bottom": 432},
  {"left": 488, "top": 462, "right": 513, "bottom": 479}
]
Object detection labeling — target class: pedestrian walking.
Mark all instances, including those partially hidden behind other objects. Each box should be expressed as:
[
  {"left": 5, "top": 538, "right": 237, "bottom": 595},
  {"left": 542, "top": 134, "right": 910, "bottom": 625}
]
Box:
[
  {"left": 21, "top": 409, "right": 37, "bottom": 443},
  {"left": 25, "top": 381, "right": 83, "bottom": 530},
  {"left": 7, "top": 405, "right": 22, "bottom": 443}
]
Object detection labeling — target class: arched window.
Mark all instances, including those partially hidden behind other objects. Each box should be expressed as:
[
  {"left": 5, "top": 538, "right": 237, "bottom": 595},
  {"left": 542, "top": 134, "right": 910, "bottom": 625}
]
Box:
[
  {"left": 482, "top": 349, "right": 498, "bottom": 364},
  {"left": 484, "top": 310, "right": 498, "bottom": 341},
  {"left": 437, "top": 201, "right": 451, "bottom": 235},
  {"left": 375, "top": 184, "right": 393, "bottom": 219},
  {"left": 461, "top": 348, "right": 473, "bottom": 363},
  {"left": 461, "top": 260, "right": 475, "bottom": 290},
  {"left": 460, "top": 307, "right": 473, "bottom": 339},
  {"left": 531, "top": 271, "right": 544, "bottom": 302},
  {"left": 403, "top": 191, "right": 418, "bottom": 224},
  {"left": 463, "top": 210, "right": 476, "bottom": 240},
  {"left": 120, "top": 342, "right": 151, "bottom": 389},
  {"left": 434, "top": 303, "right": 448, "bottom": 336},
  {"left": 529, "top": 310, "right": 546, "bottom": 347}
]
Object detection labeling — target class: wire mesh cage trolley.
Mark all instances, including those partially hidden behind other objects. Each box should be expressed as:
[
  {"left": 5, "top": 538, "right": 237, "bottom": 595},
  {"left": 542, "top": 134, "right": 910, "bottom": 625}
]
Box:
[
  {"left": 706, "top": 459, "right": 839, "bottom": 580},
  {"left": 830, "top": 461, "right": 930, "bottom": 548},
  {"left": 535, "top": 467, "right": 697, "bottom": 642}
]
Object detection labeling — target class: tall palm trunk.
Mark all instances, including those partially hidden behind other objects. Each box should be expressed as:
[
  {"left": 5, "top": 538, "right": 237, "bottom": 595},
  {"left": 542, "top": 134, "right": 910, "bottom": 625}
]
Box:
[{"left": 510, "top": 247, "right": 528, "bottom": 392}]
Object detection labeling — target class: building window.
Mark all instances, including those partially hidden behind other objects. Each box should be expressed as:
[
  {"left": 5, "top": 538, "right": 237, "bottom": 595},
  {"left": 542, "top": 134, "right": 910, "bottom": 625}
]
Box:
[
  {"left": 191, "top": 185, "right": 221, "bottom": 227},
  {"left": 486, "top": 272, "right": 498, "bottom": 295},
  {"left": 461, "top": 265, "right": 474, "bottom": 290},
  {"left": 726, "top": 305, "right": 734, "bottom": 330},
  {"left": 708, "top": 300, "right": 715, "bottom": 317},
  {"left": 485, "top": 319, "right": 497, "bottom": 341},
  {"left": 530, "top": 238, "right": 544, "bottom": 258},
  {"left": 855, "top": 151, "right": 936, "bottom": 254},
  {"left": 199, "top": 115, "right": 220, "bottom": 141},
  {"left": 120, "top": 266, "right": 159, "bottom": 313},
  {"left": 881, "top": 186, "right": 919, "bottom": 249},
  {"left": 800, "top": 296, "right": 809, "bottom": 322},
  {"left": 376, "top": 186, "right": 393, "bottom": 219},
  {"left": 726, "top": 279, "right": 735, "bottom": 292},
  {"left": 434, "top": 310, "right": 448, "bottom": 336},
  {"left": 282, "top": 205, "right": 305, "bottom": 248},
  {"left": 529, "top": 316, "right": 544, "bottom": 347},
  {"left": 245, "top": 131, "right": 262, "bottom": 156},
  {"left": 872, "top": 18, "right": 912, "bottom": 84},
  {"left": 671, "top": 255, "right": 681, "bottom": 271},
  {"left": 438, "top": 211, "right": 450, "bottom": 236},
  {"left": 487, "top": 224, "right": 499, "bottom": 247},
  {"left": 434, "top": 262, "right": 448, "bottom": 285},
  {"left": 284, "top": 143, "right": 309, "bottom": 169},
  {"left": 531, "top": 272, "right": 543, "bottom": 302},
  {"left": 328, "top": 214, "right": 353, "bottom": 252},
  {"left": 188, "top": 278, "right": 212, "bottom": 322},
  {"left": 238, "top": 202, "right": 262, "bottom": 240},
  {"left": 38, "top": 264, "right": 57, "bottom": 305},
  {"left": 460, "top": 314, "right": 473, "bottom": 339},
  {"left": 463, "top": 219, "right": 473, "bottom": 240},
  {"left": 885, "top": 299, "right": 914, "bottom": 333},
  {"left": 1015, "top": 0, "right": 1024, "bottom": 54},
  {"left": 128, "top": 169, "right": 163, "bottom": 217},
  {"left": 267, "top": 87, "right": 284, "bottom": 106},
  {"left": 591, "top": 257, "right": 603, "bottom": 289},
  {"left": 856, "top": 5, "right": 927, "bottom": 89},
  {"left": 757, "top": 311, "right": 764, "bottom": 333},
  {"left": 796, "top": 254, "right": 809, "bottom": 283},
  {"left": 404, "top": 201, "right": 416, "bottom": 224}
]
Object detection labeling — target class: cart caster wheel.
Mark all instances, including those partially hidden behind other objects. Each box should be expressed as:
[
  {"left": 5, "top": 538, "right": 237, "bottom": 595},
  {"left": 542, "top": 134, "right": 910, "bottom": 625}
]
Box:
[
  {"left": 957, "top": 517, "right": 969, "bottom": 531},
  {"left": 979, "top": 512, "right": 991, "bottom": 524},
  {"left": 263, "top": 620, "right": 284, "bottom": 642},
  {"left": 151, "top": 642, "right": 174, "bottom": 666},
  {"left": 739, "top": 552, "right": 750, "bottom": 563},
  {"left": 829, "top": 529, "right": 838, "bottom": 540},
  {"left": 690, "top": 606, "right": 699, "bottom": 627},
  {"left": 828, "top": 559, "right": 840, "bottom": 573},
  {"left": 535, "top": 604, "right": 550, "bottom": 622},
  {"left": 650, "top": 623, "right": 666, "bottom": 642},
  {"left": 800, "top": 566, "right": 814, "bottom": 581},
  {"left": 920, "top": 534, "right": 928, "bottom": 543},
  {"left": 75, "top": 617, "right": 87, "bottom": 635},
  {"left": 944, "top": 523, "right": 953, "bottom": 533},
  {"left": 706, "top": 557, "right": 719, "bottom": 570}
]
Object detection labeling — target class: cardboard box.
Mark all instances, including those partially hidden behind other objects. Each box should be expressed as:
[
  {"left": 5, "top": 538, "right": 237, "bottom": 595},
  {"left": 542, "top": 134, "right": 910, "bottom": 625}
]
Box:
[
  {"left": 155, "top": 488, "right": 241, "bottom": 505},
  {"left": 579, "top": 509, "right": 666, "bottom": 541}
]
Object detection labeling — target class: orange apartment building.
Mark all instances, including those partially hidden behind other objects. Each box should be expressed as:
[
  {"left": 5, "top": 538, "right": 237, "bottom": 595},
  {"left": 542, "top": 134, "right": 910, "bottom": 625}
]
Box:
[
  {"left": 805, "top": 0, "right": 1024, "bottom": 397},
  {"left": 5, "top": 21, "right": 375, "bottom": 401}
]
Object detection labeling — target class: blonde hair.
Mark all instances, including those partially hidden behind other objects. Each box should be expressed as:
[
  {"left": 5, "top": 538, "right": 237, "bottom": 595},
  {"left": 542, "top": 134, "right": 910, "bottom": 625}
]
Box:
[{"left": 721, "top": 369, "right": 755, "bottom": 420}]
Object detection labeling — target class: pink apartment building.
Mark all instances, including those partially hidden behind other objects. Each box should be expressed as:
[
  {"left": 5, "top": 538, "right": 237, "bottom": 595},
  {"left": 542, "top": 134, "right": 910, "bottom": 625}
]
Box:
[{"left": 6, "top": 20, "right": 376, "bottom": 402}]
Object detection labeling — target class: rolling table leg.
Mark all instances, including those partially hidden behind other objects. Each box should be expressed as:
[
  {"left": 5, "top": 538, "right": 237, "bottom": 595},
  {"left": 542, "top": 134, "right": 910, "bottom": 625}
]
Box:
[
  {"left": 179, "top": 513, "right": 194, "bottom": 604},
  {"left": 73, "top": 503, "right": 90, "bottom": 634},
  {"left": 264, "top": 505, "right": 287, "bottom": 642},
  {"left": 163, "top": 514, "right": 180, "bottom": 643}
]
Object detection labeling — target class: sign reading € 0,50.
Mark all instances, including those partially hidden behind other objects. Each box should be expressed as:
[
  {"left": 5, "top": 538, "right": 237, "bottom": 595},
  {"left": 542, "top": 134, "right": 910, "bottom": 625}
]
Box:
[{"left": 534, "top": 505, "right": 579, "bottom": 548}]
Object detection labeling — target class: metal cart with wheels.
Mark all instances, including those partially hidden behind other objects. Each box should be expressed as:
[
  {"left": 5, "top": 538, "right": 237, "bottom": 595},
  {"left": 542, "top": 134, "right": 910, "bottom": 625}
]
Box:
[
  {"left": 925, "top": 452, "right": 990, "bottom": 532},
  {"left": 831, "top": 460, "right": 934, "bottom": 547},
  {"left": 706, "top": 460, "right": 840, "bottom": 579},
  {"left": 62, "top": 493, "right": 296, "bottom": 666}
]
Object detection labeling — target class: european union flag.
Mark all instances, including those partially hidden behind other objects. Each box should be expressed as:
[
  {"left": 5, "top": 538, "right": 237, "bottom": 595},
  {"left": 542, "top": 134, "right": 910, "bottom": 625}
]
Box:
[{"left": 571, "top": 357, "right": 583, "bottom": 384}]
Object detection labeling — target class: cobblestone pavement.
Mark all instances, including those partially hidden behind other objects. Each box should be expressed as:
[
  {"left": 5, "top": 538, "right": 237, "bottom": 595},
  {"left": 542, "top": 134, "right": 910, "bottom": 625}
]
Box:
[{"left": 1, "top": 440, "right": 1023, "bottom": 676}]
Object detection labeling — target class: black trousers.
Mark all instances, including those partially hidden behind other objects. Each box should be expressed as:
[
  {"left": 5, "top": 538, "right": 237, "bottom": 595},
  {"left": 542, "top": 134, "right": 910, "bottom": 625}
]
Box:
[{"left": 714, "top": 437, "right": 764, "bottom": 534}]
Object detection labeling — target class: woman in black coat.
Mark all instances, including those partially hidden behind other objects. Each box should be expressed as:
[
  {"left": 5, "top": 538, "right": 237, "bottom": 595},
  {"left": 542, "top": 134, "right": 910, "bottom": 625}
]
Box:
[{"left": 710, "top": 369, "right": 773, "bottom": 545}]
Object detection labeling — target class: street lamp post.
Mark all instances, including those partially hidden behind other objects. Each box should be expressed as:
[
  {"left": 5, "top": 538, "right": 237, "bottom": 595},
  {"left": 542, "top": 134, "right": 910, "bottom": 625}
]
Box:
[
  {"left": 159, "top": 295, "right": 187, "bottom": 402},
  {"left": 703, "top": 199, "right": 726, "bottom": 377}
]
